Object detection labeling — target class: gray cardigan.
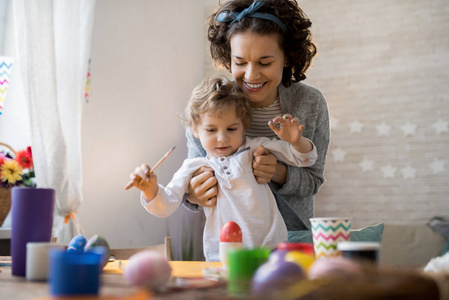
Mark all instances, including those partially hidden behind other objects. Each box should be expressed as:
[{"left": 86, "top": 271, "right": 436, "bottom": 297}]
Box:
[{"left": 184, "top": 82, "right": 330, "bottom": 230}]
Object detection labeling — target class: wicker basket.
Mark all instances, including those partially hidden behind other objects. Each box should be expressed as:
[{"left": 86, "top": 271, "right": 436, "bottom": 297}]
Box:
[
  {"left": 0, "top": 142, "right": 16, "bottom": 226},
  {"left": 0, "top": 188, "right": 11, "bottom": 226}
]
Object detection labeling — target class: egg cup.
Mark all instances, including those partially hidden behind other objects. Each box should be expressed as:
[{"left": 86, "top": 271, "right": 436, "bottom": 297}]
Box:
[{"left": 219, "top": 242, "right": 243, "bottom": 268}]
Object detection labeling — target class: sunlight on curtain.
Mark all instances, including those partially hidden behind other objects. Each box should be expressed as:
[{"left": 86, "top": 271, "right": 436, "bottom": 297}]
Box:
[{"left": 13, "top": 0, "right": 96, "bottom": 244}]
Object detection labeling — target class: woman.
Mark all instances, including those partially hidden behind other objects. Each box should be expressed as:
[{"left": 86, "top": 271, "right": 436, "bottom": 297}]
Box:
[{"left": 184, "top": 0, "right": 329, "bottom": 230}]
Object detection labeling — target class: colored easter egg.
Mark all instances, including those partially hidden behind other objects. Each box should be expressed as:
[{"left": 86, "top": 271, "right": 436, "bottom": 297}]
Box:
[
  {"left": 307, "top": 256, "right": 362, "bottom": 280},
  {"left": 123, "top": 250, "right": 172, "bottom": 289},
  {"left": 284, "top": 250, "right": 315, "bottom": 271},
  {"left": 220, "top": 221, "right": 242, "bottom": 242},
  {"left": 67, "top": 235, "right": 87, "bottom": 253},
  {"left": 268, "top": 250, "right": 288, "bottom": 263},
  {"left": 85, "top": 234, "right": 111, "bottom": 268},
  {"left": 251, "top": 259, "right": 305, "bottom": 297}
]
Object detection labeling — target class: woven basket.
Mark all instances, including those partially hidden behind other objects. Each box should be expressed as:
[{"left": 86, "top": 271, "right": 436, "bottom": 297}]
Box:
[
  {"left": 0, "top": 142, "right": 16, "bottom": 226},
  {"left": 0, "top": 188, "right": 11, "bottom": 226}
]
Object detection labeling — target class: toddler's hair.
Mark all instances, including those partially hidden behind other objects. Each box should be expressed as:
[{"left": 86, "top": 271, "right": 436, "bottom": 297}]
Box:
[{"left": 183, "top": 75, "right": 252, "bottom": 130}]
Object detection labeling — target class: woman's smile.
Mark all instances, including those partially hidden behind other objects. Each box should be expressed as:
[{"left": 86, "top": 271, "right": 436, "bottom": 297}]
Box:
[{"left": 230, "top": 32, "right": 286, "bottom": 108}]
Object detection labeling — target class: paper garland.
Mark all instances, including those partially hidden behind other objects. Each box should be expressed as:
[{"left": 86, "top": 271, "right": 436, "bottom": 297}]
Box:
[{"left": 0, "top": 57, "right": 14, "bottom": 115}]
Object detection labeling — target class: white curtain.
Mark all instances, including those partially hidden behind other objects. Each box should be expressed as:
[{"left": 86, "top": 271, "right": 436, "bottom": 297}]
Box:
[{"left": 13, "top": 0, "right": 96, "bottom": 244}]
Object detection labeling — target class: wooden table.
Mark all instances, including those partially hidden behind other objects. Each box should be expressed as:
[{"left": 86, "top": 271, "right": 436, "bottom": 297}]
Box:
[
  {"left": 0, "top": 259, "right": 232, "bottom": 300},
  {"left": 2, "top": 257, "right": 445, "bottom": 300}
]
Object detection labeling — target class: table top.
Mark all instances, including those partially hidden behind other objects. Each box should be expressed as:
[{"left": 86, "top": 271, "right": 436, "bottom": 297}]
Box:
[
  {"left": 1, "top": 257, "right": 445, "bottom": 300},
  {"left": 0, "top": 260, "right": 230, "bottom": 300}
]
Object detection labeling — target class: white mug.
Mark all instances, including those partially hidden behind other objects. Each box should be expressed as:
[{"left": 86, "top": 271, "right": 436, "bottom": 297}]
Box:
[{"left": 26, "top": 242, "right": 66, "bottom": 281}]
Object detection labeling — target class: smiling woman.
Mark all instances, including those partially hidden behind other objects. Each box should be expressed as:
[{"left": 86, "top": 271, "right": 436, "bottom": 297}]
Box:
[{"left": 184, "top": 0, "right": 330, "bottom": 232}]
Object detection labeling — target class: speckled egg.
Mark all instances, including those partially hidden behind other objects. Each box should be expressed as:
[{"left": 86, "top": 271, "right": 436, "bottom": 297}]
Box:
[
  {"left": 85, "top": 234, "right": 110, "bottom": 268},
  {"left": 307, "top": 256, "right": 363, "bottom": 280},
  {"left": 123, "top": 250, "right": 172, "bottom": 290},
  {"left": 67, "top": 234, "right": 87, "bottom": 253}
]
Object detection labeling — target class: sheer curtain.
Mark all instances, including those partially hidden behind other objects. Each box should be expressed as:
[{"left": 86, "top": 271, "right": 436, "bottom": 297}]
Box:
[{"left": 13, "top": 0, "right": 96, "bottom": 244}]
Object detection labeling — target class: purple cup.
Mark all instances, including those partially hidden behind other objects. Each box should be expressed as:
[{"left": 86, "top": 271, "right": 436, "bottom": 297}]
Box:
[{"left": 11, "top": 187, "right": 55, "bottom": 276}]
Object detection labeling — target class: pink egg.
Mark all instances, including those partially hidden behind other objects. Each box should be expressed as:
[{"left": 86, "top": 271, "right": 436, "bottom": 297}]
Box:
[
  {"left": 122, "top": 251, "right": 172, "bottom": 289},
  {"left": 307, "top": 256, "right": 362, "bottom": 280}
]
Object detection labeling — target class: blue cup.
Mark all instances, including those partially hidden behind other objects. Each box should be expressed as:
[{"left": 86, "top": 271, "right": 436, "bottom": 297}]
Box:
[{"left": 49, "top": 248, "right": 105, "bottom": 296}]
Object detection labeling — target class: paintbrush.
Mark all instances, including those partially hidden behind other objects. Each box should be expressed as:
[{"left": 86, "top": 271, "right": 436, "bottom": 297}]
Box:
[{"left": 125, "top": 146, "right": 175, "bottom": 190}]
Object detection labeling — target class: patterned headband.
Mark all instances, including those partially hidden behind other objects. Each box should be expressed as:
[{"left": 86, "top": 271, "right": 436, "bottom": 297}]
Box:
[{"left": 216, "top": 1, "right": 288, "bottom": 33}]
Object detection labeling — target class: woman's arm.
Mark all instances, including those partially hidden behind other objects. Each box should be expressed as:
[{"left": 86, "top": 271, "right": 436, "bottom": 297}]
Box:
[{"left": 274, "top": 96, "right": 330, "bottom": 198}]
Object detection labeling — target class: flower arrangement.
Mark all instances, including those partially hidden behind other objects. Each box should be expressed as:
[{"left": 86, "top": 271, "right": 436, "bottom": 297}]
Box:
[{"left": 0, "top": 145, "right": 36, "bottom": 189}]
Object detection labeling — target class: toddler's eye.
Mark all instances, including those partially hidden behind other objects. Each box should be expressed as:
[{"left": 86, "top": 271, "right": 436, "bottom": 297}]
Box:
[
  {"left": 228, "top": 128, "right": 237, "bottom": 131},
  {"left": 206, "top": 129, "right": 215, "bottom": 132}
]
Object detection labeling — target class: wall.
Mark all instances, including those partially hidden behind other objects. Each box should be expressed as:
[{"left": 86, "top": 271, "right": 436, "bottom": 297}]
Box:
[
  {"left": 79, "top": 0, "right": 214, "bottom": 253},
  {"left": 297, "top": 0, "right": 449, "bottom": 228}
]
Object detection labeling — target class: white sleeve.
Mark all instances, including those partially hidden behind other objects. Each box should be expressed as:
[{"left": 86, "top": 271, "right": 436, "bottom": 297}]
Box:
[
  {"left": 141, "top": 158, "right": 209, "bottom": 217},
  {"left": 246, "top": 137, "right": 317, "bottom": 167}
]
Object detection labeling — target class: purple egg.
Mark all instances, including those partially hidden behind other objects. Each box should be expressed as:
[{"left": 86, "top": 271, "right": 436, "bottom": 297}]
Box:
[
  {"left": 251, "top": 259, "right": 305, "bottom": 297},
  {"left": 269, "top": 250, "right": 288, "bottom": 262}
]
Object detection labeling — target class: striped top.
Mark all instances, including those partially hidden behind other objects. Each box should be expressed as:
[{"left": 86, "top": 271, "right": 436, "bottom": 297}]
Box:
[{"left": 245, "top": 99, "right": 282, "bottom": 139}]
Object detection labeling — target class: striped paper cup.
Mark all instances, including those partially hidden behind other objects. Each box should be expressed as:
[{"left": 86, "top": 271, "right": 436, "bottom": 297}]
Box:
[{"left": 310, "top": 217, "right": 351, "bottom": 259}]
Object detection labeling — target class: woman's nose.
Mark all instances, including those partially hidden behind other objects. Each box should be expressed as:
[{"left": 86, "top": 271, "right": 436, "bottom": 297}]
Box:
[{"left": 244, "top": 63, "right": 259, "bottom": 81}]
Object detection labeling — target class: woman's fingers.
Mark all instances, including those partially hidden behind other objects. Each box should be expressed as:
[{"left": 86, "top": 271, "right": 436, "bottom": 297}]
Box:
[
  {"left": 252, "top": 145, "right": 276, "bottom": 184},
  {"left": 188, "top": 167, "right": 218, "bottom": 207}
]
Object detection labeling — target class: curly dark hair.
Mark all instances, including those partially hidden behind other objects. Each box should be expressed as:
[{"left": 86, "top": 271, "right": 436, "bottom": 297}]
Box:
[
  {"left": 184, "top": 74, "right": 252, "bottom": 130},
  {"left": 208, "top": 0, "right": 317, "bottom": 87}
]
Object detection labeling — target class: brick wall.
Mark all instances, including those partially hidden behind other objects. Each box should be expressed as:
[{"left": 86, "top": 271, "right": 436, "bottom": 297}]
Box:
[
  {"left": 299, "top": 0, "right": 449, "bottom": 227},
  {"left": 204, "top": 0, "right": 449, "bottom": 228}
]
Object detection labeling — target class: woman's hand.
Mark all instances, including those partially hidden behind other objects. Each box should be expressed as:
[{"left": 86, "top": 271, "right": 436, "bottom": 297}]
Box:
[
  {"left": 253, "top": 146, "right": 288, "bottom": 185},
  {"left": 187, "top": 166, "right": 218, "bottom": 207},
  {"left": 253, "top": 146, "right": 276, "bottom": 184}
]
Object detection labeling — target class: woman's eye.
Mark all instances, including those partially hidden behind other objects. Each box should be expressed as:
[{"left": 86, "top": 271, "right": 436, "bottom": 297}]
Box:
[
  {"left": 260, "top": 62, "right": 272, "bottom": 66},
  {"left": 234, "top": 61, "right": 245, "bottom": 66}
]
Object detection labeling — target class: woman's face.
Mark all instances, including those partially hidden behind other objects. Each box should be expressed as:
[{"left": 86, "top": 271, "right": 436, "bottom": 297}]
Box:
[{"left": 230, "top": 32, "right": 286, "bottom": 108}]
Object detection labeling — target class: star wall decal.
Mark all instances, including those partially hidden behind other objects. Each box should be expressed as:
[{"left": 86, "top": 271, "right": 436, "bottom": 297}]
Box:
[
  {"left": 429, "top": 159, "right": 446, "bottom": 174},
  {"left": 400, "top": 121, "right": 417, "bottom": 137},
  {"left": 381, "top": 164, "right": 397, "bottom": 179},
  {"left": 349, "top": 120, "right": 363, "bottom": 133},
  {"left": 400, "top": 166, "right": 416, "bottom": 179},
  {"left": 359, "top": 158, "right": 374, "bottom": 172},
  {"left": 432, "top": 119, "right": 449, "bottom": 135},
  {"left": 330, "top": 117, "right": 340, "bottom": 130},
  {"left": 376, "top": 122, "right": 392, "bottom": 136},
  {"left": 332, "top": 148, "right": 347, "bottom": 162}
]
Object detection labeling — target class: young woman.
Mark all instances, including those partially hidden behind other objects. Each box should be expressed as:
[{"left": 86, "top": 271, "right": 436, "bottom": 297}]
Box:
[{"left": 184, "top": 0, "right": 330, "bottom": 230}]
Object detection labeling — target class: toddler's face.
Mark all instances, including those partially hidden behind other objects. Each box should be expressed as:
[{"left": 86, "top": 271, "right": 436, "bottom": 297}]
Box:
[{"left": 193, "top": 104, "right": 245, "bottom": 157}]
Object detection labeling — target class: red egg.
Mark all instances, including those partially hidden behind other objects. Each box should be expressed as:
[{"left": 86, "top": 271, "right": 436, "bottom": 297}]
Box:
[{"left": 220, "top": 221, "right": 242, "bottom": 242}]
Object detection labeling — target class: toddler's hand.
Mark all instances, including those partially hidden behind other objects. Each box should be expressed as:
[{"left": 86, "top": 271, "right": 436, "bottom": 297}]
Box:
[
  {"left": 124, "top": 164, "right": 158, "bottom": 201},
  {"left": 268, "top": 114, "right": 304, "bottom": 145}
]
